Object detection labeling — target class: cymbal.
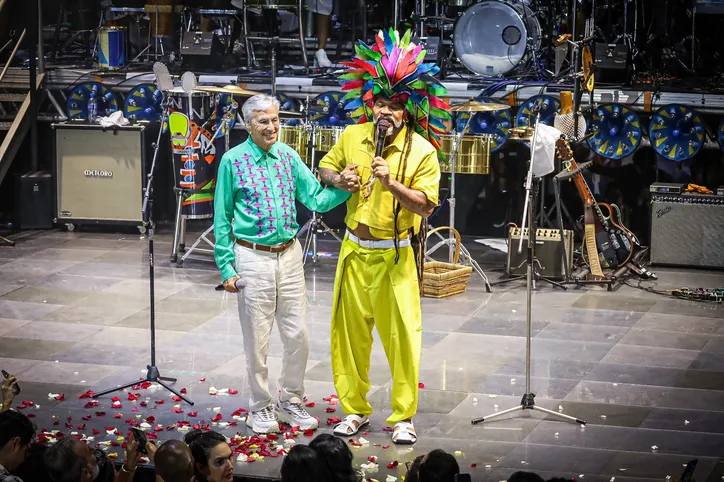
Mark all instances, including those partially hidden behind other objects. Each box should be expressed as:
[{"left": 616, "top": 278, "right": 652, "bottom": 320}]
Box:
[
  {"left": 450, "top": 99, "right": 510, "bottom": 113},
  {"left": 196, "top": 85, "right": 260, "bottom": 96}
]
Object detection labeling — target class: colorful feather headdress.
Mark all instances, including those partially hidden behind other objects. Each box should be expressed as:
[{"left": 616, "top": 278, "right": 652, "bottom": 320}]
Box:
[{"left": 339, "top": 28, "right": 451, "bottom": 156}]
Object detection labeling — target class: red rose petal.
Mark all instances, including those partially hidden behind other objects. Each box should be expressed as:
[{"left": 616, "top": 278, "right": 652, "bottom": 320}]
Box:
[
  {"left": 76, "top": 424, "right": 85, "bottom": 430},
  {"left": 140, "top": 382, "right": 152, "bottom": 389},
  {"left": 266, "top": 433, "right": 279, "bottom": 440},
  {"left": 303, "top": 429, "right": 315, "bottom": 437},
  {"left": 110, "top": 441, "right": 120, "bottom": 447},
  {"left": 172, "top": 407, "right": 184, "bottom": 414},
  {"left": 82, "top": 415, "right": 92, "bottom": 421},
  {"left": 84, "top": 401, "right": 99, "bottom": 409},
  {"left": 325, "top": 407, "right": 336, "bottom": 413},
  {"left": 326, "top": 416, "right": 342, "bottom": 426},
  {"left": 305, "top": 401, "right": 315, "bottom": 408},
  {"left": 154, "top": 426, "right": 163, "bottom": 432},
  {"left": 228, "top": 388, "right": 239, "bottom": 395},
  {"left": 131, "top": 407, "right": 138, "bottom": 413},
  {"left": 188, "top": 411, "right": 198, "bottom": 417},
  {"left": 155, "top": 400, "right": 165, "bottom": 405},
  {"left": 180, "top": 388, "right": 187, "bottom": 394},
  {"left": 146, "top": 416, "right": 156, "bottom": 424},
  {"left": 127, "top": 393, "right": 140, "bottom": 401},
  {"left": 211, "top": 413, "right": 222, "bottom": 422},
  {"left": 55, "top": 394, "right": 65, "bottom": 401},
  {"left": 199, "top": 378, "right": 206, "bottom": 382},
  {"left": 27, "top": 413, "right": 36, "bottom": 418},
  {"left": 382, "top": 445, "right": 390, "bottom": 449},
  {"left": 387, "top": 461, "right": 399, "bottom": 469},
  {"left": 113, "top": 414, "right": 123, "bottom": 419},
  {"left": 78, "top": 390, "right": 96, "bottom": 399},
  {"left": 95, "top": 412, "right": 106, "bottom": 417},
  {"left": 382, "top": 426, "right": 393, "bottom": 432},
  {"left": 92, "top": 429, "right": 100, "bottom": 435},
  {"left": 139, "top": 401, "right": 148, "bottom": 407},
  {"left": 418, "top": 382, "right": 425, "bottom": 389},
  {"left": 363, "top": 431, "right": 369, "bottom": 435},
  {"left": 171, "top": 396, "right": 183, "bottom": 402},
  {"left": 53, "top": 420, "right": 60, "bottom": 426},
  {"left": 470, "top": 463, "right": 477, "bottom": 468},
  {"left": 111, "top": 397, "right": 120, "bottom": 402}
]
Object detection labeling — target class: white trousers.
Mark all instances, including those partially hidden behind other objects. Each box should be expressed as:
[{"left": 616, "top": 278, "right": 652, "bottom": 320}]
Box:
[{"left": 234, "top": 239, "right": 308, "bottom": 412}]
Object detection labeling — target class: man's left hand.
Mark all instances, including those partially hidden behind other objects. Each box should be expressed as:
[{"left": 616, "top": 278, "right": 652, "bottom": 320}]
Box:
[{"left": 372, "top": 157, "right": 392, "bottom": 187}]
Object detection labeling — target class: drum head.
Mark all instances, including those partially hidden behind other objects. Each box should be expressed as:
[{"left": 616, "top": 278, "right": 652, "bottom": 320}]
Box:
[{"left": 454, "top": 0, "right": 539, "bottom": 77}]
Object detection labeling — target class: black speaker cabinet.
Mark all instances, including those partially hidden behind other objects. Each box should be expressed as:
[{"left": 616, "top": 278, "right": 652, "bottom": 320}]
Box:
[
  {"left": 15, "top": 171, "right": 53, "bottom": 229},
  {"left": 53, "top": 122, "right": 157, "bottom": 229}
]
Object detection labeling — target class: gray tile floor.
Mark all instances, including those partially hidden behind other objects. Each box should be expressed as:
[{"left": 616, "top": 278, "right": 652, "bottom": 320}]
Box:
[{"left": 1, "top": 228, "right": 724, "bottom": 482}]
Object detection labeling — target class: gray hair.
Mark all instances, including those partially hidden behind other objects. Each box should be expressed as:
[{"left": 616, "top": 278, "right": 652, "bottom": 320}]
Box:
[{"left": 241, "top": 94, "right": 281, "bottom": 126}]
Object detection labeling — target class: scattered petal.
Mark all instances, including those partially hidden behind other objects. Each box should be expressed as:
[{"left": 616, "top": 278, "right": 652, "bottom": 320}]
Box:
[
  {"left": 326, "top": 417, "right": 342, "bottom": 426},
  {"left": 418, "top": 382, "right": 425, "bottom": 389},
  {"left": 386, "top": 476, "right": 397, "bottom": 482},
  {"left": 651, "top": 445, "right": 658, "bottom": 452},
  {"left": 382, "top": 445, "right": 390, "bottom": 449},
  {"left": 172, "top": 407, "right": 184, "bottom": 414},
  {"left": 171, "top": 396, "right": 183, "bottom": 402},
  {"left": 386, "top": 461, "right": 399, "bottom": 469},
  {"left": 454, "top": 451, "right": 463, "bottom": 456},
  {"left": 303, "top": 429, "right": 315, "bottom": 437},
  {"left": 305, "top": 402, "right": 315, "bottom": 408},
  {"left": 471, "top": 464, "right": 477, "bottom": 468},
  {"left": 228, "top": 388, "right": 239, "bottom": 395},
  {"left": 684, "top": 420, "right": 690, "bottom": 425},
  {"left": 113, "top": 414, "right": 123, "bottom": 419},
  {"left": 180, "top": 388, "right": 188, "bottom": 394},
  {"left": 382, "top": 426, "right": 393, "bottom": 432},
  {"left": 368, "top": 456, "right": 378, "bottom": 463},
  {"left": 82, "top": 416, "right": 92, "bottom": 421},
  {"left": 488, "top": 394, "right": 497, "bottom": 399},
  {"left": 199, "top": 378, "right": 206, "bottom": 382},
  {"left": 95, "top": 412, "right": 106, "bottom": 417},
  {"left": 325, "top": 407, "right": 336, "bottom": 413},
  {"left": 188, "top": 411, "right": 199, "bottom": 417},
  {"left": 211, "top": 413, "right": 222, "bottom": 422},
  {"left": 78, "top": 391, "right": 96, "bottom": 399}
]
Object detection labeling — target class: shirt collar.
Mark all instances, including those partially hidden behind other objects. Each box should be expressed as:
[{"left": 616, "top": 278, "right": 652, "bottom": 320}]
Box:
[
  {"left": 245, "top": 137, "right": 279, "bottom": 163},
  {"left": 363, "top": 122, "right": 408, "bottom": 153}
]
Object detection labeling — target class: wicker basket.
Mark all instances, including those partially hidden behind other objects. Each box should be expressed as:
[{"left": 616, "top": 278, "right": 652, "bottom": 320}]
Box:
[{"left": 422, "top": 226, "right": 473, "bottom": 298}]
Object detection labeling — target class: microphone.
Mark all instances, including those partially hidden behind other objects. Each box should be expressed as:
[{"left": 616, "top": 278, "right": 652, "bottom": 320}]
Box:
[
  {"left": 234, "top": 278, "right": 246, "bottom": 290},
  {"left": 375, "top": 120, "right": 390, "bottom": 157},
  {"left": 554, "top": 91, "right": 587, "bottom": 141}
]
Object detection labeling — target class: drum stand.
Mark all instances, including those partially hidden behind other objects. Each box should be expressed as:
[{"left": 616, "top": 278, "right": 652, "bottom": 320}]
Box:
[
  {"left": 425, "top": 115, "right": 492, "bottom": 293},
  {"left": 170, "top": 116, "right": 232, "bottom": 268},
  {"left": 298, "top": 123, "right": 343, "bottom": 265}
]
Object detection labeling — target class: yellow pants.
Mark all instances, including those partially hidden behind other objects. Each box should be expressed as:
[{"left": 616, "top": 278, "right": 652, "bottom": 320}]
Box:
[{"left": 330, "top": 237, "right": 422, "bottom": 425}]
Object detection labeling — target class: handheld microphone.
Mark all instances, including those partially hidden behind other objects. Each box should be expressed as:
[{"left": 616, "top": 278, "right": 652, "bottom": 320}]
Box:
[
  {"left": 234, "top": 278, "right": 246, "bottom": 290},
  {"left": 375, "top": 120, "right": 390, "bottom": 157}
]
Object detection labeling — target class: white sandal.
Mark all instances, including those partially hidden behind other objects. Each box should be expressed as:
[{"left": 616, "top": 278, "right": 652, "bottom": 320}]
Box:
[
  {"left": 392, "top": 421, "right": 417, "bottom": 444},
  {"left": 333, "top": 414, "right": 369, "bottom": 436}
]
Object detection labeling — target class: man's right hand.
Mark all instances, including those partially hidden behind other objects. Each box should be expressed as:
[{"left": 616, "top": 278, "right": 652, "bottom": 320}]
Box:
[
  {"left": 336, "top": 165, "right": 361, "bottom": 193},
  {"left": 222, "top": 275, "right": 242, "bottom": 293},
  {"left": 1, "top": 374, "right": 18, "bottom": 411}
]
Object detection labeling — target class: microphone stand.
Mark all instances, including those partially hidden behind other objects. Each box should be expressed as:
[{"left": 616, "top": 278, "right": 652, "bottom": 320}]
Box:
[
  {"left": 471, "top": 111, "right": 585, "bottom": 427},
  {"left": 92, "top": 97, "right": 194, "bottom": 406}
]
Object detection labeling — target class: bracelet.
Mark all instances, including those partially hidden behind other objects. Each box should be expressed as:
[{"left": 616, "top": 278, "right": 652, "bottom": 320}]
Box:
[{"left": 121, "top": 464, "right": 136, "bottom": 473}]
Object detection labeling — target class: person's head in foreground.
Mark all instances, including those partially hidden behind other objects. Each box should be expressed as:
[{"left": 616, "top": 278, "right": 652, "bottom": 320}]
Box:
[
  {"left": 242, "top": 94, "right": 281, "bottom": 152},
  {"left": 509, "top": 472, "right": 545, "bottom": 482},
  {"left": 309, "top": 434, "right": 357, "bottom": 482},
  {"left": 0, "top": 409, "right": 35, "bottom": 472},
  {"left": 418, "top": 449, "right": 460, "bottom": 482},
  {"left": 155, "top": 440, "right": 196, "bottom": 482},
  {"left": 184, "top": 430, "right": 234, "bottom": 482},
  {"left": 280, "top": 444, "right": 331, "bottom": 482},
  {"left": 43, "top": 437, "right": 94, "bottom": 482}
]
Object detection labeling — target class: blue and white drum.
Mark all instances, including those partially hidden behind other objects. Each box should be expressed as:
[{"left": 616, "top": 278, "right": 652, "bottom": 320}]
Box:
[{"left": 98, "top": 26, "right": 127, "bottom": 70}]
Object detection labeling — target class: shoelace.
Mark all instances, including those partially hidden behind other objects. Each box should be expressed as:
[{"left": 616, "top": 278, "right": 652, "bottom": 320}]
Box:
[
  {"left": 286, "top": 403, "right": 311, "bottom": 419},
  {"left": 256, "top": 407, "right": 275, "bottom": 422}
]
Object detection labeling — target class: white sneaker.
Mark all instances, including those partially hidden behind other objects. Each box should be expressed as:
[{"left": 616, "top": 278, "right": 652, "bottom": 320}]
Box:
[
  {"left": 275, "top": 400, "right": 319, "bottom": 430},
  {"left": 246, "top": 405, "right": 280, "bottom": 434},
  {"left": 315, "top": 49, "right": 332, "bottom": 68}
]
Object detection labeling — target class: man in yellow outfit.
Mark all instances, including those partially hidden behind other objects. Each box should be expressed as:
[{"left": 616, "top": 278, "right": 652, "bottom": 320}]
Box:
[{"left": 318, "top": 28, "right": 451, "bottom": 445}]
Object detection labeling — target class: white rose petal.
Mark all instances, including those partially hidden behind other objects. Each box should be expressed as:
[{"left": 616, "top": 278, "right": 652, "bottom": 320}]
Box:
[
  {"left": 684, "top": 420, "right": 690, "bottom": 425},
  {"left": 213, "top": 407, "right": 222, "bottom": 412},
  {"left": 236, "top": 454, "right": 248, "bottom": 463},
  {"left": 386, "top": 476, "right": 397, "bottom": 482},
  {"left": 651, "top": 445, "right": 658, "bottom": 451},
  {"left": 488, "top": 395, "right": 497, "bottom": 399},
  {"left": 140, "top": 423, "right": 152, "bottom": 430}
]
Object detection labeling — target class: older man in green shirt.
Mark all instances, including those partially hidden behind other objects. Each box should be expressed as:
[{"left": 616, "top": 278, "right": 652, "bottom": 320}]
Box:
[{"left": 214, "top": 93, "right": 356, "bottom": 434}]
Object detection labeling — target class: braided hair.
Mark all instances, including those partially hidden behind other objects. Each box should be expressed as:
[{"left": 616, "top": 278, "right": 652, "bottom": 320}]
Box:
[{"left": 392, "top": 115, "right": 417, "bottom": 264}]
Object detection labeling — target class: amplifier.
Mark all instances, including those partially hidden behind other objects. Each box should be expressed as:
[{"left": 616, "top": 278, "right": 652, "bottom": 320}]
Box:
[
  {"left": 507, "top": 227, "right": 574, "bottom": 280},
  {"left": 595, "top": 43, "right": 629, "bottom": 69},
  {"left": 650, "top": 192, "right": 724, "bottom": 268},
  {"left": 53, "top": 123, "right": 156, "bottom": 229}
]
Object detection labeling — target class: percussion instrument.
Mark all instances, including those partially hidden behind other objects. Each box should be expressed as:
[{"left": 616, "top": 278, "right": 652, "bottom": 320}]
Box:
[
  {"left": 439, "top": 134, "right": 492, "bottom": 175},
  {"left": 515, "top": 95, "right": 560, "bottom": 128},
  {"left": 66, "top": 82, "right": 119, "bottom": 121},
  {"left": 455, "top": 98, "right": 512, "bottom": 152},
  {"left": 453, "top": 0, "right": 541, "bottom": 76},
  {"left": 196, "top": 85, "right": 261, "bottom": 97},
  {"left": 450, "top": 99, "right": 511, "bottom": 113},
  {"left": 124, "top": 84, "right": 164, "bottom": 122},
  {"left": 314, "top": 126, "right": 344, "bottom": 153},
  {"left": 279, "top": 125, "right": 308, "bottom": 162},
  {"left": 509, "top": 126, "right": 535, "bottom": 140},
  {"left": 649, "top": 105, "right": 705, "bottom": 162},
  {"left": 98, "top": 26, "right": 127, "bottom": 70},
  {"left": 310, "top": 91, "right": 354, "bottom": 126},
  {"left": 167, "top": 88, "right": 212, "bottom": 122},
  {"left": 587, "top": 103, "right": 642, "bottom": 160},
  {"left": 146, "top": 0, "right": 184, "bottom": 37}
]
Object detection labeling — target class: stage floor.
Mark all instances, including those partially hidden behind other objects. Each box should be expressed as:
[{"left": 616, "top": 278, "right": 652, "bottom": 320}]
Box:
[{"left": 1, "top": 228, "right": 724, "bottom": 482}]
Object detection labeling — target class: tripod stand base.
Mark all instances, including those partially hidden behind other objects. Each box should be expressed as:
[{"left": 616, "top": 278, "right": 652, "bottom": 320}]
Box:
[
  {"left": 471, "top": 393, "right": 585, "bottom": 425},
  {"left": 92, "top": 365, "right": 195, "bottom": 406}
]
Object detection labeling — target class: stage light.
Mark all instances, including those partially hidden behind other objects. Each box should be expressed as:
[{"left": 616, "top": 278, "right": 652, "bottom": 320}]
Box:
[
  {"left": 515, "top": 95, "right": 561, "bottom": 128},
  {"left": 66, "top": 82, "right": 118, "bottom": 120},
  {"left": 124, "top": 84, "right": 164, "bottom": 122},
  {"left": 587, "top": 103, "right": 642, "bottom": 160},
  {"left": 649, "top": 104, "right": 705, "bottom": 161}
]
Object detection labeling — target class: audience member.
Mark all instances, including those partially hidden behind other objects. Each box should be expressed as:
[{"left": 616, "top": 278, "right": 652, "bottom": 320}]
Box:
[
  {"left": 14, "top": 444, "right": 49, "bottom": 482},
  {"left": 43, "top": 438, "right": 93, "bottom": 482},
  {"left": 1, "top": 374, "right": 19, "bottom": 412},
  {"left": 418, "top": 449, "right": 459, "bottom": 482},
  {"left": 404, "top": 455, "right": 425, "bottom": 482},
  {"left": 155, "top": 440, "right": 196, "bottom": 482},
  {"left": 308, "top": 434, "right": 357, "bottom": 482},
  {"left": 509, "top": 472, "right": 545, "bottom": 482},
  {"left": 280, "top": 445, "right": 330, "bottom": 482},
  {"left": 0, "top": 409, "right": 35, "bottom": 482},
  {"left": 184, "top": 430, "right": 233, "bottom": 482}
]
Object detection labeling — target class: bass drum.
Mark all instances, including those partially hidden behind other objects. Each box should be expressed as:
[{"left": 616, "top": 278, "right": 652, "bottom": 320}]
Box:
[{"left": 454, "top": 0, "right": 541, "bottom": 77}]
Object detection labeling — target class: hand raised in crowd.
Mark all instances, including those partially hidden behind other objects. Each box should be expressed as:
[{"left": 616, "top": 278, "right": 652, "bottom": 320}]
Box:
[
  {"left": 372, "top": 157, "right": 392, "bottom": 187},
  {"left": 336, "top": 164, "right": 361, "bottom": 192},
  {"left": 1, "top": 373, "right": 18, "bottom": 411},
  {"left": 125, "top": 435, "right": 141, "bottom": 472}
]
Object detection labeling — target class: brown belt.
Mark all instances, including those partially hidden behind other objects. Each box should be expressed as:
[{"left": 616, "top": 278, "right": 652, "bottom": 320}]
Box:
[{"left": 236, "top": 237, "right": 295, "bottom": 253}]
